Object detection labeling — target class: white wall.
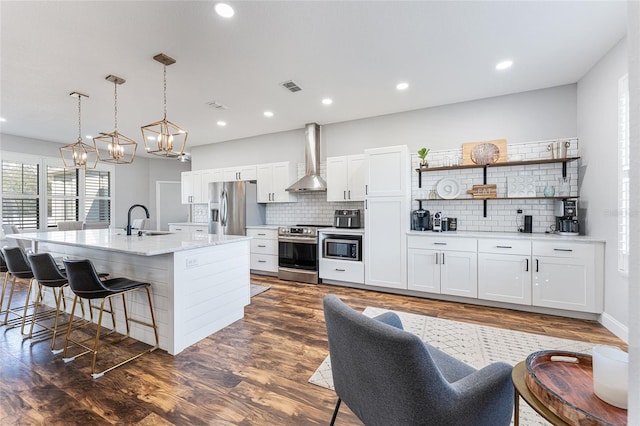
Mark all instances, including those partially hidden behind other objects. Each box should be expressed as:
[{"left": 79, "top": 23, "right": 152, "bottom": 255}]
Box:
[
  {"left": 0, "top": 133, "right": 189, "bottom": 229},
  {"left": 192, "top": 84, "right": 577, "bottom": 169},
  {"left": 577, "top": 37, "right": 628, "bottom": 339}
]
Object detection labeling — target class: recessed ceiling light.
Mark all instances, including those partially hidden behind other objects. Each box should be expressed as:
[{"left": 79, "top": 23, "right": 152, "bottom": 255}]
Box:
[
  {"left": 215, "top": 3, "right": 234, "bottom": 18},
  {"left": 0, "top": 117, "right": 6, "bottom": 122},
  {"left": 322, "top": 98, "right": 333, "bottom": 105},
  {"left": 264, "top": 111, "right": 274, "bottom": 117},
  {"left": 496, "top": 60, "right": 513, "bottom": 71},
  {"left": 396, "top": 82, "right": 409, "bottom": 90},
  {"left": 85, "top": 135, "right": 93, "bottom": 139},
  {"left": 217, "top": 121, "right": 227, "bottom": 127}
]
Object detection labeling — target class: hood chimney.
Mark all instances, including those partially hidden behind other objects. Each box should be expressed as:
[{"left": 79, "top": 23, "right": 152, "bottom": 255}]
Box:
[{"left": 286, "top": 123, "right": 327, "bottom": 192}]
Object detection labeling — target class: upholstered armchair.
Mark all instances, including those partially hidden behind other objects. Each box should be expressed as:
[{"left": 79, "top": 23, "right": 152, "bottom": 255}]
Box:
[{"left": 322, "top": 294, "right": 514, "bottom": 426}]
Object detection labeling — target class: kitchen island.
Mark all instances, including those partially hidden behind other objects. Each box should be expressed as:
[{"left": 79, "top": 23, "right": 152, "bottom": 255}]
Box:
[{"left": 13, "top": 229, "right": 251, "bottom": 355}]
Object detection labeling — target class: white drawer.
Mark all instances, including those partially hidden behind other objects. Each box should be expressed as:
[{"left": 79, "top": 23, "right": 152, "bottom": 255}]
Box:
[
  {"left": 320, "top": 258, "right": 364, "bottom": 284},
  {"left": 250, "top": 254, "right": 278, "bottom": 272},
  {"left": 189, "top": 226, "right": 208, "bottom": 233},
  {"left": 533, "top": 241, "right": 594, "bottom": 258},
  {"left": 478, "top": 239, "right": 531, "bottom": 255},
  {"left": 407, "top": 235, "right": 476, "bottom": 252},
  {"left": 247, "top": 228, "right": 278, "bottom": 240},
  {"left": 250, "top": 238, "right": 277, "bottom": 255},
  {"left": 169, "top": 224, "right": 208, "bottom": 233}
]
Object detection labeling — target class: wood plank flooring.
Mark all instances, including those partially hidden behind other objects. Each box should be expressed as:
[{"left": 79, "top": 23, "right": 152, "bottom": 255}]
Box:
[{"left": 0, "top": 275, "right": 625, "bottom": 425}]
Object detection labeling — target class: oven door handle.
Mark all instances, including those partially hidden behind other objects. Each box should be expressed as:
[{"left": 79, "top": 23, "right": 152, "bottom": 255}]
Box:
[{"left": 278, "top": 237, "right": 317, "bottom": 244}]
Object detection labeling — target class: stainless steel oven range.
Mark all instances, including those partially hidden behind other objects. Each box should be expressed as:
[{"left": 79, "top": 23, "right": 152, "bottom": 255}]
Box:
[{"left": 278, "top": 225, "right": 329, "bottom": 284}]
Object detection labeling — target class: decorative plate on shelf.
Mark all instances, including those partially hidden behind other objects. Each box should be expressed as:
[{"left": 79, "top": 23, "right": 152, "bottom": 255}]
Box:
[
  {"left": 436, "top": 178, "right": 461, "bottom": 199},
  {"left": 470, "top": 143, "right": 501, "bottom": 165}
]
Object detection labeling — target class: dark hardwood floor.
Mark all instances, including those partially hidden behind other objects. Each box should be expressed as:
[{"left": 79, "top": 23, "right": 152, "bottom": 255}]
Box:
[{"left": 0, "top": 275, "right": 625, "bottom": 425}]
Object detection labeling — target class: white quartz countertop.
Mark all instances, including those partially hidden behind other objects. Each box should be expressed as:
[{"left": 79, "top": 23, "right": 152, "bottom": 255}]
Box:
[
  {"left": 168, "top": 222, "right": 208, "bottom": 226},
  {"left": 245, "top": 225, "right": 281, "bottom": 230},
  {"left": 318, "top": 227, "right": 365, "bottom": 235},
  {"left": 11, "top": 229, "right": 251, "bottom": 256},
  {"left": 406, "top": 230, "right": 605, "bottom": 243}
]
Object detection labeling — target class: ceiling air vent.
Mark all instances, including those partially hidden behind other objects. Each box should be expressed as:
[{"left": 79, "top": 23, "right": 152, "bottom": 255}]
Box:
[
  {"left": 205, "top": 101, "right": 229, "bottom": 110},
  {"left": 280, "top": 80, "right": 302, "bottom": 93}
]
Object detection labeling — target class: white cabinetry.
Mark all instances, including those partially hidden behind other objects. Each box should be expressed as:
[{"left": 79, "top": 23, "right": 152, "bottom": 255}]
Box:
[
  {"left": 182, "top": 170, "right": 216, "bottom": 203},
  {"left": 326, "top": 155, "right": 365, "bottom": 202},
  {"left": 532, "top": 241, "right": 603, "bottom": 313},
  {"left": 169, "top": 223, "right": 208, "bottom": 234},
  {"left": 407, "top": 236, "right": 477, "bottom": 297},
  {"left": 181, "top": 171, "right": 196, "bottom": 204},
  {"left": 478, "top": 239, "right": 532, "bottom": 305},
  {"left": 256, "top": 162, "right": 297, "bottom": 203},
  {"left": 364, "top": 146, "right": 410, "bottom": 289},
  {"left": 223, "top": 165, "right": 257, "bottom": 181},
  {"left": 247, "top": 228, "right": 278, "bottom": 274}
]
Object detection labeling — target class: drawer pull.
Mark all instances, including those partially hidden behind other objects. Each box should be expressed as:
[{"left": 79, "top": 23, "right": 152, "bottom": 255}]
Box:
[
  {"left": 335, "top": 268, "right": 346, "bottom": 272},
  {"left": 175, "top": 228, "right": 183, "bottom": 231},
  {"left": 433, "top": 242, "right": 447, "bottom": 246},
  {"left": 257, "top": 233, "right": 266, "bottom": 236},
  {"left": 258, "top": 260, "right": 267, "bottom": 263},
  {"left": 496, "top": 245, "right": 512, "bottom": 249},
  {"left": 195, "top": 229, "right": 203, "bottom": 232},
  {"left": 257, "top": 245, "right": 267, "bottom": 248},
  {"left": 553, "top": 248, "right": 573, "bottom": 252}
]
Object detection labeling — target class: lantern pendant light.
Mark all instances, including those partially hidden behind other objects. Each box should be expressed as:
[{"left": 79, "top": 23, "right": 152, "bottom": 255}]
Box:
[
  {"left": 60, "top": 92, "right": 98, "bottom": 169},
  {"left": 93, "top": 75, "right": 137, "bottom": 164},
  {"left": 141, "top": 53, "right": 188, "bottom": 158}
]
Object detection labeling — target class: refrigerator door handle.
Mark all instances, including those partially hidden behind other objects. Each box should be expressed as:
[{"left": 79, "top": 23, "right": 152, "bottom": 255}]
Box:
[{"left": 220, "top": 190, "right": 229, "bottom": 227}]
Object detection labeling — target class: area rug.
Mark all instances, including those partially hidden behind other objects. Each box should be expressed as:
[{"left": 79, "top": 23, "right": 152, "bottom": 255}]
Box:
[
  {"left": 250, "top": 284, "right": 271, "bottom": 298},
  {"left": 309, "top": 307, "right": 594, "bottom": 426}
]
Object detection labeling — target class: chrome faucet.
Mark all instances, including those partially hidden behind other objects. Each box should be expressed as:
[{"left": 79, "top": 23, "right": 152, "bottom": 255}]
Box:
[{"left": 126, "top": 204, "right": 150, "bottom": 236}]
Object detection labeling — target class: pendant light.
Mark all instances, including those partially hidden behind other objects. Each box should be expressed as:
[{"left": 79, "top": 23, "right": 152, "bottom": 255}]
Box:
[
  {"left": 60, "top": 92, "right": 98, "bottom": 169},
  {"left": 93, "top": 75, "right": 137, "bottom": 164},
  {"left": 141, "top": 53, "right": 188, "bottom": 158}
]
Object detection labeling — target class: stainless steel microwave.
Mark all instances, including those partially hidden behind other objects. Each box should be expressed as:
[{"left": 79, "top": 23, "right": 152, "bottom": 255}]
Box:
[{"left": 323, "top": 235, "right": 362, "bottom": 261}]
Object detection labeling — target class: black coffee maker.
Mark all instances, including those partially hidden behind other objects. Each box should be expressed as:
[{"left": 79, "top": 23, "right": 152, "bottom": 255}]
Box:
[{"left": 412, "top": 201, "right": 431, "bottom": 231}]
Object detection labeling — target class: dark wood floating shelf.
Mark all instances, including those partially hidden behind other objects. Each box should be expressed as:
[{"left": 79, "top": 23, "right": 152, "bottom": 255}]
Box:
[
  {"left": 415, "top": 196, "right": 579, "bottom": 202},
  {"left": 415, "top": 156, "right": 580, "bottom": 173}
]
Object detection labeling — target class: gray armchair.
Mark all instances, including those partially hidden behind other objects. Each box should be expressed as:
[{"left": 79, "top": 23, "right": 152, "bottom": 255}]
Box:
[{"left": 322, "top": 294, "right": 514, "bottom": 426}]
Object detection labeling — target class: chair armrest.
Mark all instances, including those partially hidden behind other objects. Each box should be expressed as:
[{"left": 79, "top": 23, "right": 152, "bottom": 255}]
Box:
[
  {"left": 373, "top": 311, "right": 404, "bottom": 330},
  {"left": 451, "top": 361, "right": 513, "bottom": 395}
]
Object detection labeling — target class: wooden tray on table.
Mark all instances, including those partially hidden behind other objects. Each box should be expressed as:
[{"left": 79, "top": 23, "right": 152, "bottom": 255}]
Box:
[{"left": 524, "top": 350, "right": 627, "bottom": 426}]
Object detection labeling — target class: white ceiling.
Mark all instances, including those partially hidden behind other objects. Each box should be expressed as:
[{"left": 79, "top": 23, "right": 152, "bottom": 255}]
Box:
[{"left": 0, "top": 1, "right": 627, "bottom": 158}]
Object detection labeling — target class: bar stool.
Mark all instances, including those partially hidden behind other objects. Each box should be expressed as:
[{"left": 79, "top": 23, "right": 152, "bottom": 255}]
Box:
[
  {"left": 1, "top": 247, "right": 37, "bottom": 332},
  {"left": 0, "top": 252, "right": 10, "bottom": 319},
  {"left": 26, "top": 252, "right": 85, "bottom": 352},
  {"left": 62, "top": 259, "right": 159, "bottom": 379}
]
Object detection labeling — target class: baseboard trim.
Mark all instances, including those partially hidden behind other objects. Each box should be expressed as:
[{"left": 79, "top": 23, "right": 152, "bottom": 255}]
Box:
[{"left": 599, "top": 312, "right": 629, "bottom": 343}]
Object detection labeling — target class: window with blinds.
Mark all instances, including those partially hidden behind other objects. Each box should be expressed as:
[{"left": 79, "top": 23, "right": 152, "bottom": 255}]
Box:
[
  {"left": 1, "top": 160, "right": 40, "bottom": 228},
  {"left": 618, "top": 74, "right": 629, "bottom": 274},
  {"left": 85, "top": 170, "right": 111, "bottom": 223},
  {"left": 47, "top": 166, "right": 79, "bottom": 228}
]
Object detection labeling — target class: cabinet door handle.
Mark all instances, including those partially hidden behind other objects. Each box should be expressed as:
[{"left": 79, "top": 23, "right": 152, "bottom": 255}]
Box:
[
  {"left": 365, "top": 184, "right": 368, "bottom": 195},
  {"left": 344, "top": 190, "right": 347, "bottom": 200},
  {"left": 535, "top": 259, "right": 539, "bottom": 272},
  {"left": 433, "top": 242, "right": 447, "bottom": 245},
  {"left": 553, "top": 248, "right": 573, "bottom": 252},
  {"left": 496, "top": 245, "right": 512, "bottom": 249},
  {"left": 435, "top": 253, "right": 439, "bottom": 264},
  {"left": 442, "top": 253, "right": 445, "bottom": 265},
  {"left": 335, "top": 268, "right": 346, "bottom": 272},
  {"left": 348, "top": 190, "right": 351, "bottom": 199},
  {"left": 525, "top": 258, "right": 529, "bottom": 272},
  {"left": 257, "top": 245, "right": 266, "bottom": 248}
]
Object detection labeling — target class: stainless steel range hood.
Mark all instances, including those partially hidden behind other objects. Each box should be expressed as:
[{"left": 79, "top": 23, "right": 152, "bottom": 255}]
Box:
[{"left": 286, "top": 122, "right": 327, "bottom": 192}]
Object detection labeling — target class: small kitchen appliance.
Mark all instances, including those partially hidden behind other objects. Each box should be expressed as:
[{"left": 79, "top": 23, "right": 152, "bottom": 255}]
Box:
[
  {"left": 432, "top": 212, "right": 443, "bottom": 232},
  {"left": 554, "top": 199, "right": 580, "bottom": 235},
  {"left": 411, "top": 201, "right": 430, "bottom": 231},
  {"left": 334, "top": 209, "right": 361, "bottom": 229},
  {"left": 323, "top": 235, "right": 362, "bottom": 261},
  {"left": 524, "top": 215, "right": 533, "bottom": 233}
]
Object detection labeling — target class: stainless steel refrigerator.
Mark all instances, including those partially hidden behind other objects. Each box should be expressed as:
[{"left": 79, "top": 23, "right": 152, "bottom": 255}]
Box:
[{"left": 208, "top": 181, "right": 265, "bottom": 235}]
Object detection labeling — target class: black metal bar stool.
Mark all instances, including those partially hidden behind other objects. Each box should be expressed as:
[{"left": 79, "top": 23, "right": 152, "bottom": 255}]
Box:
[
  {"left": 1, "top": 246, "right": 38, "bottom": 332},
  {"left": 62, "top": 258, "right": 159, "bottom": 379},
  {"left": 26, "top": 252, "right": 88, "bottom": 352}
]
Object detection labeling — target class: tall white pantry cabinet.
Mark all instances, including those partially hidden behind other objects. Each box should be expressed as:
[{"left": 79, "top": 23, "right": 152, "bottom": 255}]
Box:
[{"left": 364, "top": 145, "right": 411, "bottom": 289}]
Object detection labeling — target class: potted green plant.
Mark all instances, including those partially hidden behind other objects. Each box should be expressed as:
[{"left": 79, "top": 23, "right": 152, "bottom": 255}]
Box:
[{"left": 418, "top": 147, "right": 430, "bottom": 168}]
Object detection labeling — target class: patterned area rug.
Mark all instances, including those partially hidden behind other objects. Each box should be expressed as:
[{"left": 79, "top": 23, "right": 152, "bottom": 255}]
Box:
[
  {"left": 250, "top": 284, "right": 271, "bottom": 298},
  {"left": 309, "top": 307, "right": 594, "bottom": 426}
]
